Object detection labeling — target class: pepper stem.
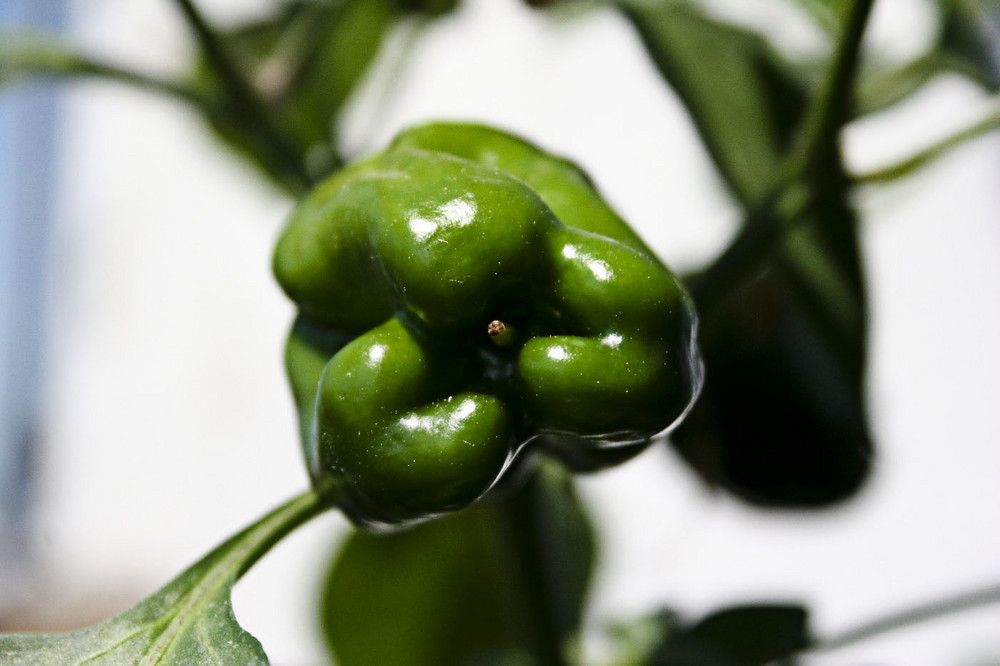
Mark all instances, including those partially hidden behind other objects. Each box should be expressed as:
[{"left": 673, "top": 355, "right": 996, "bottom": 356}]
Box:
[{"left": 487, "top": 320, "right": 517, "bottom": 347}]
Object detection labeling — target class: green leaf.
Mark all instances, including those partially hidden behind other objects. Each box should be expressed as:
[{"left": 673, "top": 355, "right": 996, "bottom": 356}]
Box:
[
  {"left": 624, "top": 0, "right": 873, "bottom": 507},
  {"left": 790, "top": 0, "right": 846, "bottom": 34},
  {"left": 494, "top": 458, "right": 596, "bottom": 658},
  {"left": 621, "top": 0, "right": 993, "bottom": 133},
  {"left": 853, "top": 0, "right": 1000, "bottom": 115},
  {"left": 192, "top": 0, "right": 457, "bottom": 188},
  {"left": 619, "top": 1, "right": 808, "bottom": 206},
  {"left": 676, "top": 177, "right": 872, "bottom": 507},
  {"left": 605, "top": 610, "right": 681, "bottom": 665},
  {"left": 322, "top": 503, "right": 517, "bottom": 665},
  {"left": 939, "top": 0, "right": 1000, "bottom": 90},
  {"left": 0, "top": 492, "right": 323, "bottom": 665},
  {"left": 647, "top": 604, "right": 810, "bottom": 665},
  {"left": 853, "top": 52, "right": 955, "bottom": 116},
  {"left": 322, "top": 458, "right": 595, "bottom": 666}
]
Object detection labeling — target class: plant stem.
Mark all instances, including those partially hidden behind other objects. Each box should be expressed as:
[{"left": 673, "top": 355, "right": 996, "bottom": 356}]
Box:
[
  {"left": 691, "top": 0, "right": 875, "bottom": 314},
  {"left": 172, "top": 0, "right": 312, "bottom": 193},
  {"left": 14, "top": 56, "right": 205, "bottom": 106},
  {"left": 802, "top": 583, "right": 1000, "bottom": 655},
  {"left": 79, "top": 61, "right": 204, "bottom": 102},
  {"left": 4, "top": 31, "right": 206, "bottom": 105},
  {"left": 854, "top": 51, "right": 989, "bottom": 115},
  {"left": 488, "top": 471, "right": 568, "bottom": 666},
  {"left": 228, "top": 489, "right": 328, "bottom": 581},
  {"left": 792, "top": 0, "right": 875, "bottom": 172},
  {"left": 853, "top": 103, "right": 1000, "bottom": 184}
]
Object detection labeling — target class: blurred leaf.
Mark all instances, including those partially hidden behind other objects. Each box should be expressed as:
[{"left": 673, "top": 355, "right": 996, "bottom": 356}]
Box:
[
  {"left": 790, "top": 0, "right": 845, "bottom": 34},
  {"left": 499, "top": 457, "right": 596, "bottom": 657},
  {"left": 322, "top": 508, "right": 518, "bottom": 666},
  {"left": 646, "top": 604, "right": 810, "bottom": 665},
  {"left": 676, "top": 171, "right": 872, "bottom": 507},
  {"left": 622, "top": 0, "right": 872, "bottom": 507},
  {"left": 0, "top": 492, "right": 322, "bottom": 665},
  {"left": 192, "top": 0, "right": 457, "bottom": 189},
  {"left": 854, "top": 0, "right": 1000, "bottom": 115},
  {"left": 322, "top": 458, "right": 594, "bottom": 666},
  {"left": 605, "top": 610, "right": 681, "bottom": 665},
  {"left": 939, "top": 0, "right": 1000, "bottom": 90},
  {"left": 619, "top": 0, "right": 808, "bottom": 206},
  {"left": 854, "top": 52, "right": 955, "bottom": 115},
  {"left": 624, "top": 0, "right": 993, "bottom": 126},
  {"left": 850, "top": 0, "right": 1000, "bottom": 115}
]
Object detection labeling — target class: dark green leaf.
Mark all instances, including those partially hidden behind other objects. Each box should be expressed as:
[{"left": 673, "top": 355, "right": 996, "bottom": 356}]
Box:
[
  {"left": 939, "top": 0, "right": 1000, "bottom": 90},
  {"left": 322, "top": 458, "right": 594, "bottom": 666},
  {"left": 676, "top": 172, "right": 872, "bottom": 507},
  {"left": 648, "top": 604, "right": 810, "bottom": 665},
  {"left": 619, "top": 1, "right": 808, "bottom": 206},
  {"left": 192, "top": 0, "right": 457, "bottom": 189},
  {"left": 625, "top": 0, "right": 873, "bottom": 507},
  {"left": 788, "top": 0, "right": 983, "bottom": 105},
  {"left": 0, "top": 492, "right": 322, "bottom": 665},
  {"left": 620, "top": 0, "right": 992, "bottom": 138},
  {"left": 855, "top": 0, "right": 1000, "bottom": 115},
  {"left": 790, "top": 0, "right": 846, "bottom": 34},
  {"left": 322, "top": 503, "right": 517, "bottom": 666},
  {"left": 493, "top": 458, "right": 596, "bottom": 656}
]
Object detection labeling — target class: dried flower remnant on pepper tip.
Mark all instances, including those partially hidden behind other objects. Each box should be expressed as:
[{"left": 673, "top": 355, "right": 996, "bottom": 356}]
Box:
[{"left": 488, "top": 320, "right": 515, "bottom": 347}]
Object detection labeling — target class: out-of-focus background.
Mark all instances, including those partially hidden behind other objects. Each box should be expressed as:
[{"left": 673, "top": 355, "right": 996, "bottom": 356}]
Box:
[{"left": 1, "top": 0, "right": 999, "bottom": 663}]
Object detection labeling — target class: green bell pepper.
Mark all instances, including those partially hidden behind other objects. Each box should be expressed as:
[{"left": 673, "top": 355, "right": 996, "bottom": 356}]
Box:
[{"left": 274, "top": 122, "right": 700, "bottom": 527}]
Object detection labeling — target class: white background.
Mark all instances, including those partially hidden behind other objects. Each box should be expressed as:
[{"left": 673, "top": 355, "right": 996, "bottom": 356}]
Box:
[{"left": 15, "top": 0, "right": 1000, "bottom": 663}]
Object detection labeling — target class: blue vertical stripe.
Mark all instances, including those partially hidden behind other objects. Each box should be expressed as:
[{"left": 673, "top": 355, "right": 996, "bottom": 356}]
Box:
[{"left": 0, "top": 0, "right": 66, "bottom": 567}]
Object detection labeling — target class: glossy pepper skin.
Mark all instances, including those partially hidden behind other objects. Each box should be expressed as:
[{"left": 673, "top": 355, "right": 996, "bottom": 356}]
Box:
[{"left": 274, "top": 122, "right": 699, "bottom": 528}]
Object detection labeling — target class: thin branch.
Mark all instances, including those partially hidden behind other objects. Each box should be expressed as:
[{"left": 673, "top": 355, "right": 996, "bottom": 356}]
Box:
[
  {"left": 172, "top": 0, "right": 262, "bottom": 108},
  {"left": 853, "top": 103, "right": 1000, "bottom": 184},
  {"left": 172, "top": 0, "right": 311, "bottom": 191},
  {"left": 232, "top": 490, "right": 328, "bottom": 581},
  {"left": 791, "top": 0, "right": 876, "bottom": 173},
  {"left": 70, "top": 60, "right": 206, "bottom": 104},
  {"left": 2, "top": 31, "right": 205, "bottom": 105},
  {"left": 856, "top": 51, "right": 995, "bottom": 115},
  {"left": 805, "top": 583, "right": 1000, "bottom": 655}
]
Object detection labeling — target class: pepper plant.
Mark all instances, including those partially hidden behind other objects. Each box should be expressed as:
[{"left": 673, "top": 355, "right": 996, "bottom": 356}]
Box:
[{"left": 2, "top": 0, "right": 999, "bottom": 663}]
